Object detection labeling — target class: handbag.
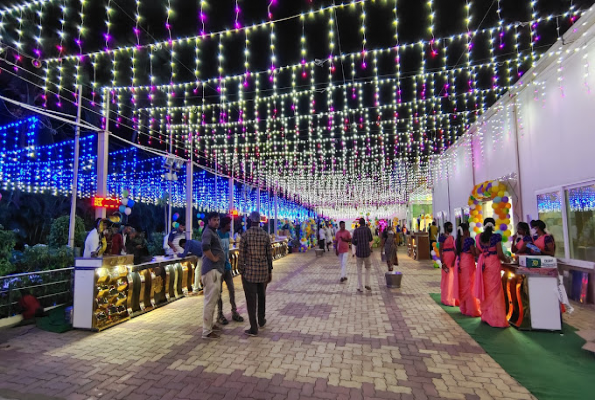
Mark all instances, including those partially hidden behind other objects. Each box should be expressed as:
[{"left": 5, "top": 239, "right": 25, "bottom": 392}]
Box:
[{"left": 381, "top": 249, "right": 386, "bottom": 262}]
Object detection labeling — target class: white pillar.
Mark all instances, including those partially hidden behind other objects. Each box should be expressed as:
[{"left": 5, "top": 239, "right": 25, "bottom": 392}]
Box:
[
  {"left": 228, "top": 177, "right": 234, "bottom": 234},
  {"left": 185, "top": 158, "right": 193, "bottom": 241},
  {"left": 274, "top": 191, "right": 278, "bottom": 237},
  {"left": 256, "top": 187, "right": 261, "bottom": 214},
  {"left": 68, "top": 85, "right": 83, "bottom": 249},
  {"left": 95, "top": 89, "right": 110, "bottom": 219}
]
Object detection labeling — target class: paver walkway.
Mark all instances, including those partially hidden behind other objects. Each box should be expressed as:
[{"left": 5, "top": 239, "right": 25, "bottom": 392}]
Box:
[{"left": 0, "top": 249, "right": 591, "bottom": 400}]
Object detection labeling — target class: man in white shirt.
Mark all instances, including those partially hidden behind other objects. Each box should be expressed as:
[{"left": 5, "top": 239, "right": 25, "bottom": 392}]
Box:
[
  {"left": 318, "top": 224, "right": 326, "bottom": 251},
  {"left": 83, "top": 218, "right": 102, "bottom": 258}
]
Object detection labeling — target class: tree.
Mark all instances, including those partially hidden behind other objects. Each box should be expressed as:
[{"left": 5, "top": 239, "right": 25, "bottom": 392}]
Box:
[{"left": 49, "top": 215, "right": 87, "bottom": 248}]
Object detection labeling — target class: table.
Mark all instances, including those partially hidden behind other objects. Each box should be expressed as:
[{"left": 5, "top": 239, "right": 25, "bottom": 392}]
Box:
[{"left": 501, "top": 263, "right": 562, "bottom": 331}]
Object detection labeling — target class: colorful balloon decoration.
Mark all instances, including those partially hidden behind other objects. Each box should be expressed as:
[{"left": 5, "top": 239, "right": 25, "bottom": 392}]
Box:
[
  {"left": 468, "top": 180, "right": 512, "bottom": 244},
  {"left": 431, "top": 242, "right": 442, "bottom": 269},
  {"left": 119, "top": 188, "right": 135, "bottom": 218},
  {"left": 173, "top": 213, "right": 179, "bottom": 221}
]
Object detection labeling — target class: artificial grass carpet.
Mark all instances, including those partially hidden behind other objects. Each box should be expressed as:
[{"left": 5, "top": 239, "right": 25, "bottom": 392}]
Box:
[{"left": 429, "top": 293, "right": 594, "bottom": 400}]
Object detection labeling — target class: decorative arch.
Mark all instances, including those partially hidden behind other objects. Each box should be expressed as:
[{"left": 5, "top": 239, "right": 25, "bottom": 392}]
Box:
[{"left": 468, "top": 180, "right": 513, "bottom": 243}]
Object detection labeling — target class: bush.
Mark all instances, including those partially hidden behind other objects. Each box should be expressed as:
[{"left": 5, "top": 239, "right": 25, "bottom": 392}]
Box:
[
  {"left": 49, "top": 215, "right": 87, "bottom": 249},
  {"left": 147, "top": 232, "right": 166, "bottom": 256},
  {"left": 0, "top": 224, "right": 16, "bottom": 276},
  {"left": 17, "top": 245, "right": 74, "bottom": 273}
]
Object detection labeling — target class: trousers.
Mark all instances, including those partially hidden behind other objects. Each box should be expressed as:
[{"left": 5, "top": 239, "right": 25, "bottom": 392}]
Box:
[
  {"left": 202, "top": 269, "right": 222, "bottom": 337},
  {"left": 338, "top": 252, "right": 349, "bottom": 278},
  {"left": 193, "top": 259, "right": 203, "bottom": 291},
  {"left": 217, "top": 269, "right": 237, "bottom": 315},
  {"left": 242, "top": 277, "right": 266, "bottom": 333},
  {"left": 356, "top": 256, "right": 371, "bottom": 289}
]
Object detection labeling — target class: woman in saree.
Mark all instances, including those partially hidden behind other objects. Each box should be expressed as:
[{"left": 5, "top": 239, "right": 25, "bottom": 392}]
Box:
[
  {"left": 530, "top": 220, "right": 556, "bottom": 257},
  {"left": 511, "top": 222, "right": 533, "bottom": 256},
  {"left": 455, "top": 223, "right": 481, "bottom": 317},
  {"left": 381, "top": 225, "right": 399, "bottom": 271},
  {"left": 474, "top": 218, "right": 509, "bottom": 328},
  {"left": 439, "top": 222, "right": 458, "bottom": 306}
]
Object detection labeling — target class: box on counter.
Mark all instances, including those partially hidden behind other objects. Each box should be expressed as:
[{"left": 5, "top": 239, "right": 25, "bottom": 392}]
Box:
[{"left": 519, "top": 255, "right": 558, "bottom": 268}]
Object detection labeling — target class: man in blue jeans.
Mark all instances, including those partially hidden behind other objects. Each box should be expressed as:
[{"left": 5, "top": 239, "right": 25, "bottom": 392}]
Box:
[{"left": 217, "top": 216, "right": 244, "bottom": 325}]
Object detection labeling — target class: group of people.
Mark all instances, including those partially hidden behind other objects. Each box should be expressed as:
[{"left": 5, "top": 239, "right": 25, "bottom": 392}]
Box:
[
  {"left": 440, "top": 217, "right": 556, "bottom": 328},
  {"left": 83, "top": 218, "right": 149, "bottom": 264},
  {"left": 177, "top": 211, "right": 273, "bottom": 339},
  {"left": 318, "top": 222, "right": 335, "bottom": 252}
]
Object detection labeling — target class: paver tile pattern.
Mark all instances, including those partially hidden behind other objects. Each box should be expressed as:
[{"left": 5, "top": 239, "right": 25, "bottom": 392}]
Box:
[{"left": 0, "top": 248, "right": 586, "bottom": 400}]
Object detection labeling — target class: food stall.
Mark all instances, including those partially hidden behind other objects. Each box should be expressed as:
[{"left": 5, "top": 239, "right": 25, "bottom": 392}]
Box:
[{"left": 501, "top": 256, "right": 562, "bottom": 331}]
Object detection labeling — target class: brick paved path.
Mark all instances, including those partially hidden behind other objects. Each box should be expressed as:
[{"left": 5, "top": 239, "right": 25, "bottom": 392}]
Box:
[{"left": 2, "top": 248, "right": 585, "bottom": 400}]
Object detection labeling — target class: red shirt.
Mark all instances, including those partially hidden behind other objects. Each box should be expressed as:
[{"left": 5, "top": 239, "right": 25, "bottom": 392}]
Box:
[
  {"left": 111, "top": 233, "right": 124, "bottom": 255},
  {"left": 336, "top": 229, "right": 352, "bottom": 254}
]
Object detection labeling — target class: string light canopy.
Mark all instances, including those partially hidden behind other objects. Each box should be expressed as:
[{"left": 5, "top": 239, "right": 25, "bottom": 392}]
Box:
[{"left": 0, "top": 0, "right": 590, "bottom": 214}]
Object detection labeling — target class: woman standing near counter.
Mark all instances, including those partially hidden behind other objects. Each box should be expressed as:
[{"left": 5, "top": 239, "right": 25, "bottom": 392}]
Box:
[
  {"left": 439, "top": 222, "right": 459, "bottom": 307},
  {"left": 474, "top": 218, "right": 509, "bottom": 328},
  {"left": 455, "top": 223, "right": 481, "bottom": 317},
  {"left": 511, "top": 222, "right": 533, "bottom": 256},
  {"left": 531, "top": 220, "right": 556, "bottom": 257}
]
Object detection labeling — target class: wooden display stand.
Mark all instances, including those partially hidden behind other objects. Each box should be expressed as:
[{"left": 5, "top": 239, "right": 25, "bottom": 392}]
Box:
[{"left": 407, "top": 233, "right": 430, "bottom": 260}]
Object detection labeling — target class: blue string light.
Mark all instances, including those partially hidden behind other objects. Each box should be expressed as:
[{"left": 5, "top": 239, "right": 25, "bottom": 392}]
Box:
[{"left": 0, "top": 118, "right": 312, "bottom": 219}]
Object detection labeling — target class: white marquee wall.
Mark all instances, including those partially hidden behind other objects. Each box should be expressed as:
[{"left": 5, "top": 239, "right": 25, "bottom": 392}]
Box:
[{"left": 430, "top": 6, "right": 595, "bottom": 260}]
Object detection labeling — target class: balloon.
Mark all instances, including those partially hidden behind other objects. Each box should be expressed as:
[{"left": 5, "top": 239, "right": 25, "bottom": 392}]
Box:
[
  {"left": 121, "top": 198, "right": 129, "bottom": 206},
  {"left": 124, "top": 207, "right": 132, "bottom": 216},
  {"left": 173, "top": 213, "right": 179, "bottom": 221},
  {"left": 199, "top": 221, "right": 205, "bottom": 226},
  {"left": 127, "top": 199, "right": 135, "bottom": 207},
  {"left": 119, "top": 205, "right": 127, "bottom": 213},
  {"left": 173, "top": 222, "right": 179, "bottom": 228},
  {"left": 501, "top": 196, "right": 509, "bottom": 203},
  {"left": 197, "top": 213, "right": 201, "bottom": 218},
  {"left": 431, "top": 250, "right": 436, "bottom": 257},
  {"left": 122, "top": 189, "right": 129, "bottom": 197},
  {"left": 476, "top": 222, "right": 482, "bottom": 228},
  {"left": 498, "top": 191, "right": 505, "bottom": 198},
  {"left": 502, "top": 235, "right": 508, "bottom": 242}
]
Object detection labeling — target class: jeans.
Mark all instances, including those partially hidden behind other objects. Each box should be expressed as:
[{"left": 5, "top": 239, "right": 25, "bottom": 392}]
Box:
[
  {"left": 202, "top": 269, "right": 222, "bottom": 337},
  {"left": 356, "top": 256, "right": 371, "bottom": 289},
  {"left": 338, "top": 252, "right": 348, "bottom": 278},
  {"left": 242, "top": 277, "right": 266, "bottom": 333},
  {"left": 217, "top": 269, "right": 237, "bottom": 315},
  {"left": 319, "top": 239, "right": 325, "bottom": 250}
]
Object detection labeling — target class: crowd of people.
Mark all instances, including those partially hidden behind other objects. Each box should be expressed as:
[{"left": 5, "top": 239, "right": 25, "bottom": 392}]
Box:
[
  {"left": 439, "top": 218, "right": 557, "bottom": 328},
  {"left": 83, "top": 218, "right": 150, "bottom": 263}
]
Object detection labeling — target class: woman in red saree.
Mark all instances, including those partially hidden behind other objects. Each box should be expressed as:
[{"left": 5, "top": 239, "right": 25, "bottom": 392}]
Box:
[
  {"left": 455, "top": 223, "right": 481, "bottom": 317},
  {"left": 474, "top": 218, "right": 509, "bottom": 328},
  {"left": 511, "top": 222, "right": 533, "bottom": 256},
  {"left": 439, "top": 222, "right": 459, "bottom": 306},
  {"left": 530, "top": 220, "right": 556, "bottom": 256}
]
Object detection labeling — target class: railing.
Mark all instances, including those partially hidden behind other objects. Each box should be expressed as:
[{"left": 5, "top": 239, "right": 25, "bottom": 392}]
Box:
[{"left": 0, "top": 268, "right": 74, "bottom": 320}]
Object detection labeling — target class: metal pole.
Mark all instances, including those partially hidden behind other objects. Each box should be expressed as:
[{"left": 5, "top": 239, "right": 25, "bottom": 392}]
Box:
[
  {"left": 274, "top": 190, "right": 278, "bottom": 238},
  {"left": 68, "top": 85, "right": 83, "bottom": 249},
  {"left": 95, "top": 89, "right": 110, "bottom": 219}
]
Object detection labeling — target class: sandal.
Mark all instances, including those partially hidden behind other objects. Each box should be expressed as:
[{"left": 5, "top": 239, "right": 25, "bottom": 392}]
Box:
[{"left": 388, "top": 267, "right": 394, "bottom": 272}]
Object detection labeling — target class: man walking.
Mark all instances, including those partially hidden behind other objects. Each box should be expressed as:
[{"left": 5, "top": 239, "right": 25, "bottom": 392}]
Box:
[
  {"left": 239, "top": 211, "right": 273, "bottom": 337},
  {"left": 352, "top": 218, "right": 373, "bottom": 292},
  {"left": 217, "top": 216, "right": 244, "bottom": 325},
  {"left": 335, "top": 221, "right": 352, "bottom": 283},
  {"left": 201, "top": 213, "right": 225, "bottom": 339}
]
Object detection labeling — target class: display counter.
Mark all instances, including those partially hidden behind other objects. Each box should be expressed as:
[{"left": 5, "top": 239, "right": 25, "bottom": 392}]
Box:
[
  {"left": 73, "top": 255, "right": 198, "bottom": 331},
  {"left": 501, "top": 263, "right": 562, "bottom": 331},
  {"left": 73, "top": 239, "right": 289, "bottom": 331}
]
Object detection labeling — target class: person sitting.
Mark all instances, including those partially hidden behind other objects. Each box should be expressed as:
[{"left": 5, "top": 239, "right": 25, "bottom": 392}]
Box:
[{"left": 18, "top": 290, "right": 44, "bottom": 320}]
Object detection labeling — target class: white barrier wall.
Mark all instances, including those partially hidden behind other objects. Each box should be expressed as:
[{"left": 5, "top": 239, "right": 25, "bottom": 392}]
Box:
[{"left": 430, "top": 6, "right": 595, "bottom": 266}]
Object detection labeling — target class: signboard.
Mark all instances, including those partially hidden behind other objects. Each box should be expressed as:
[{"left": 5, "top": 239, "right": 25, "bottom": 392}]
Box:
[{"left": 93, "top": 197, "right": 120, "bottom": 209}]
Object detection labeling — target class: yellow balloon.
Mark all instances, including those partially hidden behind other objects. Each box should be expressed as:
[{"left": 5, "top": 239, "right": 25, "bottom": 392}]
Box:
[{"left": 505, "top": 230, "right": 512, "bottom": 237}]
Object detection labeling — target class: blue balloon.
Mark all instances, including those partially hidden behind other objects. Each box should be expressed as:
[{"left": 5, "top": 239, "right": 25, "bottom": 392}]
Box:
[
  {"left": 196, "top": 213, "right": 201, "bottom": 219},
  {"left": 119, "top": 205, "right": 126, "bottom": 213},
  {"left": 127, "top": 199, "right": 135, "bottom": 208},
  {"left": 172, "top": 212, "right": 179, "bottom": 221}
]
